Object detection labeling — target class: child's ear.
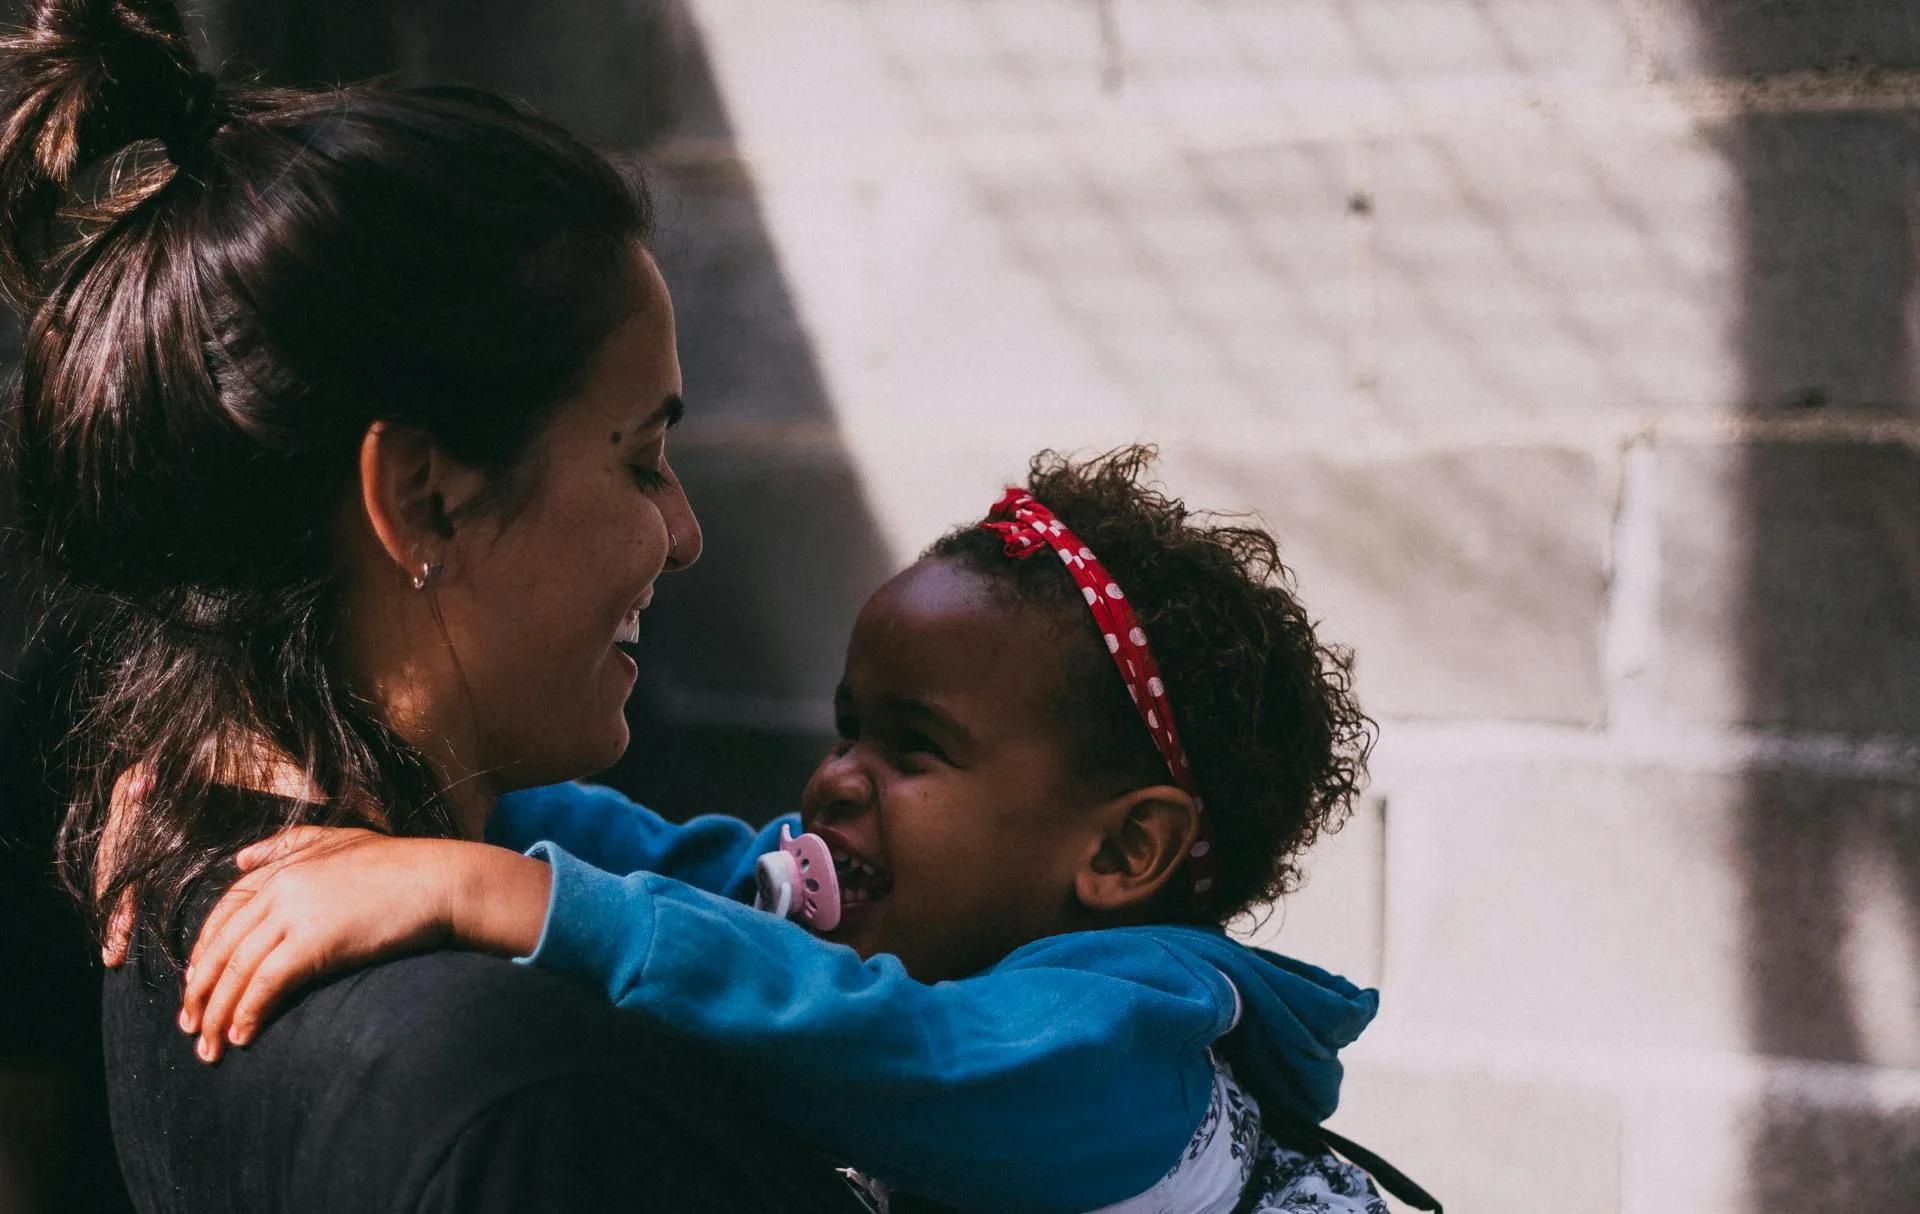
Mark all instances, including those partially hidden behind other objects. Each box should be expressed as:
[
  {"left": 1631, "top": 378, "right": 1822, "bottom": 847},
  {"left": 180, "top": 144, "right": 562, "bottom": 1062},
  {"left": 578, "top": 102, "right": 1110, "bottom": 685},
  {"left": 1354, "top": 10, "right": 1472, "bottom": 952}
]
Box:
[{"left": 1075, "top": 785, "right": 1200, "bottom": 914}]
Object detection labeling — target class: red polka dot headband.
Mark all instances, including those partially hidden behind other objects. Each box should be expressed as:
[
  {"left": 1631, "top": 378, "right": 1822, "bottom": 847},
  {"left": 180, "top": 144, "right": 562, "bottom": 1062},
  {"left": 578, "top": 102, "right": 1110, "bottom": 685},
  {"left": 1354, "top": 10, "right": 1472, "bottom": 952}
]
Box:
[{"left": 980, "top": 488, "right": 1217, "bottom": 913}]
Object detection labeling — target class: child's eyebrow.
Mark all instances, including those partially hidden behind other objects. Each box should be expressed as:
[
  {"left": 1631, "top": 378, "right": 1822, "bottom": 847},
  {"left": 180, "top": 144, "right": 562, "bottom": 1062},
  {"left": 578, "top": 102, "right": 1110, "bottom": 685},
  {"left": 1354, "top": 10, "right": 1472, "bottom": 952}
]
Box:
[{"left": 883, "top": 694, "right": 975, "bottom": 748}]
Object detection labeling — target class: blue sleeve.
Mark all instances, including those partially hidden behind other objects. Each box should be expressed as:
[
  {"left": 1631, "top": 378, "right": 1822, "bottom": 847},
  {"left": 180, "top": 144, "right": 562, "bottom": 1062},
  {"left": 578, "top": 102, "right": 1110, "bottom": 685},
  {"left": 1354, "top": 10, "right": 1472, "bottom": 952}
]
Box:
[
  {"left": 522, "top": 844, "right": 1234, "bottom": 1214},
  {"left": 488, "top": 783, "right": 794, "bottom": 901}
]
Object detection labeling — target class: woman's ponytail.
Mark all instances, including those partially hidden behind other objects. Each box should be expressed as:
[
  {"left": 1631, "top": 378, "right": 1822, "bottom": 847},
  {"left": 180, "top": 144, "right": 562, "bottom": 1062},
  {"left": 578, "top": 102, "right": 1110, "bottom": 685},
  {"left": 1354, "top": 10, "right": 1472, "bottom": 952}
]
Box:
[{"left": 0, "top": 0, "right": 217, "bottom": 303}]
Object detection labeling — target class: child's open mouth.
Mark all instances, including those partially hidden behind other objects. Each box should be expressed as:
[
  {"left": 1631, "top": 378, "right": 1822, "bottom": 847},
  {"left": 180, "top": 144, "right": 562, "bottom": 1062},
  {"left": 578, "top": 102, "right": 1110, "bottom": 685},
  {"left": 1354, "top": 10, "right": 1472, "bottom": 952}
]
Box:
[{"left": 828, "top": 843, "right": 893, "bottom": 907}]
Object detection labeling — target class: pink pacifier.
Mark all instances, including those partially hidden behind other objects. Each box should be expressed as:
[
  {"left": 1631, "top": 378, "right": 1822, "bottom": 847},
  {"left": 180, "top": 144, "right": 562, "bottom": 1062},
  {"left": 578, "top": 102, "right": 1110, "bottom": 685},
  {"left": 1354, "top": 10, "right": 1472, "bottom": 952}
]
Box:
[{"left": 753, "top": 824, "right": 842, "bottom": 931}]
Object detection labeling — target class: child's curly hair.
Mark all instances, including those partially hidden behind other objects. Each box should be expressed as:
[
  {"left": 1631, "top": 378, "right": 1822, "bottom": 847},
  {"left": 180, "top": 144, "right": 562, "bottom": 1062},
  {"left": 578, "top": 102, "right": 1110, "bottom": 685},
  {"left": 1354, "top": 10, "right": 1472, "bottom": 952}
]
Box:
[{"left": 927, "top": 446, "right": 1373, "bottom": 925}]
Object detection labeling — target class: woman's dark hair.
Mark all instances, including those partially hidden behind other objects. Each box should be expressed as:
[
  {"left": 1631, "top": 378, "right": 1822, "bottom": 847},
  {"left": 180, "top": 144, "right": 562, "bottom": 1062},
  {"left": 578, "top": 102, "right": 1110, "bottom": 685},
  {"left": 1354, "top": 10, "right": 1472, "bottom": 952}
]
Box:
[
  {"left": 0, "top": 0, "right": 653, "bottom": 947},
  {"left": 928, "top": 447, "right": 1374, "bottom": 925}
]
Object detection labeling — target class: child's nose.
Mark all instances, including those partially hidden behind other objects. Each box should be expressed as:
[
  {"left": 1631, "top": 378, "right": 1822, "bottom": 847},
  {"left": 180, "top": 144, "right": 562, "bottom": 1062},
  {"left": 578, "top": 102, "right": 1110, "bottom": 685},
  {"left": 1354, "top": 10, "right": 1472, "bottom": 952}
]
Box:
[{"left": 803, "top": 750, "right": 873, "bottom": 822}]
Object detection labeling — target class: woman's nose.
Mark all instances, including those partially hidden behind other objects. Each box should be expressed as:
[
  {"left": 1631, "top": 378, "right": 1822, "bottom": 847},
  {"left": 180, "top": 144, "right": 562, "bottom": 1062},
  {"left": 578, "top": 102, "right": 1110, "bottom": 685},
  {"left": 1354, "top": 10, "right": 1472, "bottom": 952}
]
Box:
[{"left": 661, "top": 461, "right": 703, "bottom": 571}]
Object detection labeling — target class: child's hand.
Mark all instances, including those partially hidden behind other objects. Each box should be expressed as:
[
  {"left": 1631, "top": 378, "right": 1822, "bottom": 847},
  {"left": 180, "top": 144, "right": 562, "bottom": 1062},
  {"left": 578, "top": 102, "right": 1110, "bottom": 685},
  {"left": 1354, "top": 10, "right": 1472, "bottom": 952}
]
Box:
[{"left": 180, "top": 826, "right": 463, "bottom": 1062}]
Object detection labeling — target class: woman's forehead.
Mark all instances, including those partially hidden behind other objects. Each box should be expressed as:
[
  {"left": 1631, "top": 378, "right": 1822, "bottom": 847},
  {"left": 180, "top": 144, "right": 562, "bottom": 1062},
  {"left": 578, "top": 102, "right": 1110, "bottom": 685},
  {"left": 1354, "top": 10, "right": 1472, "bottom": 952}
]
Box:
[{"left": 555, "top": 288, "right": 680, "bottom": 434}]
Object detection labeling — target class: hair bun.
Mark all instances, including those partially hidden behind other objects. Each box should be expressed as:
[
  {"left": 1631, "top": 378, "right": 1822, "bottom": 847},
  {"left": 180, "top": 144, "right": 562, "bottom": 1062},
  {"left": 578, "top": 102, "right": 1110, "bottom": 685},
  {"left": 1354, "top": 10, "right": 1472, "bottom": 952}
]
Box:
[
  {"left": 0, "top": 0, "right": 212, "bottom": 297},
  {"left": 160, "top": 66, "right": 223, "bottom": 167}
]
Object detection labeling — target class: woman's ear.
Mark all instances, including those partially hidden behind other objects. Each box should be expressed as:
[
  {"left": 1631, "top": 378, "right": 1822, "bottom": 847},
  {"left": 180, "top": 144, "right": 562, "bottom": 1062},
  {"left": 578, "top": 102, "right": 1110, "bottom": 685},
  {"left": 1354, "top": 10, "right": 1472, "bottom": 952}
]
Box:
[
  {"left": 358, "top": 421, "right": 488, "bottom": 578},
  {"left": 1075, "top": 785, "right": 1200, "bottom": 914}
]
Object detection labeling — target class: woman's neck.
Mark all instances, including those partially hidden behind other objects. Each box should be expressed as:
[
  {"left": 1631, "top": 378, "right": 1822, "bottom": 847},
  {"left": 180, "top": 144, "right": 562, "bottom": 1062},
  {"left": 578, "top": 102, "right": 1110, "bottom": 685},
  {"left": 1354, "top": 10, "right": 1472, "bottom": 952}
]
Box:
[
  {"left": 222, "top": 740, "right": 492, "bottom": 841},
  {"left": 335, "top": 534, "right": 497, "bottom": 841},
  {"left": 428, "top": 765, "right": 498, "bottom": 841}
]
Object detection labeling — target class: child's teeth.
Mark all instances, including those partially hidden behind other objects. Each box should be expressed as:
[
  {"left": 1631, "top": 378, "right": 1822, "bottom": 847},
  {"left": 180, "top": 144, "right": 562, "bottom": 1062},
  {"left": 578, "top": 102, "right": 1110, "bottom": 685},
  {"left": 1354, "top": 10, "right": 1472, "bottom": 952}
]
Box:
[{"left": 827, "top": 848, "right": 890, "bottom": 906}]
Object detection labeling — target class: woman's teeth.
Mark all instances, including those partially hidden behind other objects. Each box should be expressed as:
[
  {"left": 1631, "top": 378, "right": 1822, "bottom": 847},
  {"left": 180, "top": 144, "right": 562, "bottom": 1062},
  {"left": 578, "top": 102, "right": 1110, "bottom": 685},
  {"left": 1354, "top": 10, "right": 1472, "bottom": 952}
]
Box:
[{"left": 616, "top": 610, "right": 640, "bottom": 645}]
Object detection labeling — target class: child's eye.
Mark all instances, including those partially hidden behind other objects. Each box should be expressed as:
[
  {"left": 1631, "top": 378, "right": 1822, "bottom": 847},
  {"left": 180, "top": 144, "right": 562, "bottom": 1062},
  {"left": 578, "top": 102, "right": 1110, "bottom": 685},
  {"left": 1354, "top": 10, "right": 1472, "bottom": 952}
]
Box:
[
  {"left": 629, "top": 462, "right": 671, "bottom": 492},
  {"left": 898, "top": 730, "right": 948, "bottom": 763}
]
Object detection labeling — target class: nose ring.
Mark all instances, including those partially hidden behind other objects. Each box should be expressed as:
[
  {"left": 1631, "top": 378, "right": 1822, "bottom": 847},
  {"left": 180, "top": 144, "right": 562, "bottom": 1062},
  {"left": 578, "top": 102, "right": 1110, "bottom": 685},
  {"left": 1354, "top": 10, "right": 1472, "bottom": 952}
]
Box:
[{"left": 668, "top": 532, "right": 678, "bottom": 563}]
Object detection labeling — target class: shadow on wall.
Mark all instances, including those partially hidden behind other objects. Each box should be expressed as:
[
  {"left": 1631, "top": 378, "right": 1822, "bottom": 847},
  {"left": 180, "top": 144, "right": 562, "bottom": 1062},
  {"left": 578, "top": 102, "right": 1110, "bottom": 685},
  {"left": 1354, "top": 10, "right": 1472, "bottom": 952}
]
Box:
[
  {"left": 1675, "top": 1, "right": 1920, "bottom": 1203},
  {"left": 0, "top": 3, "right": 887, "bottom": 1210}
]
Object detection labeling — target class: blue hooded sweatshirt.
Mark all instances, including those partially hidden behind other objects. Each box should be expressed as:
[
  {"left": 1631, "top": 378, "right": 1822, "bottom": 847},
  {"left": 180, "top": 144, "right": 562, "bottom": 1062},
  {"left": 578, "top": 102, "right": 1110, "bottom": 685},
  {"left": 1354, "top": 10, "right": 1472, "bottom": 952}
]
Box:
[{"left": 492, "top": 782, "right": 1378, "bottom": 1214}]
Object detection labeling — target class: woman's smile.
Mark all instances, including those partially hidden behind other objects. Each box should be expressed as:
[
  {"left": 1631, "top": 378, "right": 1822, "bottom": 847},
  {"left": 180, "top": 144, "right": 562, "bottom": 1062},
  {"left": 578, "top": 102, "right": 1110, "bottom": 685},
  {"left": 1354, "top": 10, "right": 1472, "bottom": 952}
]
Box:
[{"left": 616, "top": 594, "right": 650, "bottom": 645}]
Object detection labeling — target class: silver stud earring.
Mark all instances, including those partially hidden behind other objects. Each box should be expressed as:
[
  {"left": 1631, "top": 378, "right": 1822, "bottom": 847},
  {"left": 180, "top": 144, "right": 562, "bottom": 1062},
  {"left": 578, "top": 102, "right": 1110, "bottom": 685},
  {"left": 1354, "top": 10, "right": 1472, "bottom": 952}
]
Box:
[{"left": 411, "top": 561, "right": 443, "bottom": 591}]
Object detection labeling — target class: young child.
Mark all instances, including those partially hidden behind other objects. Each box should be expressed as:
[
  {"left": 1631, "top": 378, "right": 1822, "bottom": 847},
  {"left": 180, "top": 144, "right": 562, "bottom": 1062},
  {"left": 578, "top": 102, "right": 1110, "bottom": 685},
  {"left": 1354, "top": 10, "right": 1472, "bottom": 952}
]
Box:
[{"left": 175, "top": 448, "right": 1420, "bottom": 1214}]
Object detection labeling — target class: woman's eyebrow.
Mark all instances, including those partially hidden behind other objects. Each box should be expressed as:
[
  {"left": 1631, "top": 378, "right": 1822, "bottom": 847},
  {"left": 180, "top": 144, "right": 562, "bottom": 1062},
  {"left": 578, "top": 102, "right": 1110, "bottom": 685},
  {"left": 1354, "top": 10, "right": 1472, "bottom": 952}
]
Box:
[
  {"left": 645, "top": 393, "right": 685, "bottom": 429},
  {"left": 614, "top": 396, "right": 684, "bottom": 446}
]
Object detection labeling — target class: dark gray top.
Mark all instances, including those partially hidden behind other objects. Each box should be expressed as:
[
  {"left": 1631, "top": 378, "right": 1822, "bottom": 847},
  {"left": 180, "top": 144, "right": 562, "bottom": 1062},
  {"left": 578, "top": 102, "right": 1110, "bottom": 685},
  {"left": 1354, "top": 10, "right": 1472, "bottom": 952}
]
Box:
[{"left": 104, "top": 868, "right": 864, "bottom": 1214}]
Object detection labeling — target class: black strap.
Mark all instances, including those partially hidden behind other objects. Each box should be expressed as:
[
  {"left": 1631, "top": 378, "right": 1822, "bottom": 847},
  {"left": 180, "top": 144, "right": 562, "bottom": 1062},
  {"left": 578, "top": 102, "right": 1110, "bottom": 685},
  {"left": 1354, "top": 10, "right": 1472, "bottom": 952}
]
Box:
[
  {"left": 1309, "top": 1122, "right": 1444, "bottom": 1213},
  {"left": 1262, "top": 1114, "right": 1444, "bottom": 1213}
]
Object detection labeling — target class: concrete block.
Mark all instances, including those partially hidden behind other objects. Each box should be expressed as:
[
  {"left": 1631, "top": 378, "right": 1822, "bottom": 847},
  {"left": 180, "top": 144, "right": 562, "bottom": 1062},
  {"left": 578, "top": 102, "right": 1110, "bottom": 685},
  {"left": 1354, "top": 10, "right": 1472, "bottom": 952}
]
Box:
[
  {"left": 954, "top": 112, "right": 1750, "bottom": 424},
  {"left": 1368, "top": 118, "right": 1743, "bottom": 416},
  {"left": 1328, "top": 1037, "right": 1920, "bottom": 1214},
  {"left": 1620, "top": 1084, "right": 1750, "bottom": 1214},
  {"left": 1635, "top": 0, "right": 1920, "bottom": 78},
  {"left": 1235, "top": 797, "right": 1386, "bottom": 990},
  {"left": 1709, "top": 113, "right": 1920, "bottom": 414},
  {"left": 860, "top": 0, "right": 1638, "bottom": 128},
  {"left": 1657, "top": 442, "right": 1920, "bottom": 734},
  {"left": 1334, "top": 1052, "right": 1920, "bottom": 1214},
  {"left": 1378, "top": 761, "right": 1920, "bottom": 1068},
  {"left": 1723, "top": 772, "right": 1920, "bottom": 1067},
  {"left": 917, "top": 0, "right": 1645, "bottom": 95},
  {"left": 1624, "top": 1075, "right": 1920, "bottom": 1214},
  {"left": 964, "top": 137, "right": 1366, "bottom": 427},
  {"left": 1383, "top": 762, "right": 1748, "bottom": 1054},
  {"left": 1188, "top": 447, "right": 1610, "bottom": 724},
  {"left": 1330, "top": 0, "right": 1637, "bottom": 83},
  {"left": 1745, "top": 1092, "right": 1920, "bottom": 1212},
  {"left": 1331, "top": 1059, "right": 1622, "bottom": 1214}
]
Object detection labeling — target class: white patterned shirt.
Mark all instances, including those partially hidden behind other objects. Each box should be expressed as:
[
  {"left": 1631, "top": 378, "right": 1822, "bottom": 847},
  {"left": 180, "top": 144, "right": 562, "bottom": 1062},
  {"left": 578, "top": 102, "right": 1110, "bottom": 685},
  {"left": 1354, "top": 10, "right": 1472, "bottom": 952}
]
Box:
[{"left": 840, "top": 1053, "right": 1388, "bottom": 1214}]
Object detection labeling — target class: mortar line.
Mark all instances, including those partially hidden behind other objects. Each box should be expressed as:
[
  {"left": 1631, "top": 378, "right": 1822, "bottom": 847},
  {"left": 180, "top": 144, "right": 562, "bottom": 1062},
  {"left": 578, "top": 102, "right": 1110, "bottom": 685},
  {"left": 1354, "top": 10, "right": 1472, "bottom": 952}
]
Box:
[{"left": 1602, "top": 438, "right": 1662, "bottom": 730}]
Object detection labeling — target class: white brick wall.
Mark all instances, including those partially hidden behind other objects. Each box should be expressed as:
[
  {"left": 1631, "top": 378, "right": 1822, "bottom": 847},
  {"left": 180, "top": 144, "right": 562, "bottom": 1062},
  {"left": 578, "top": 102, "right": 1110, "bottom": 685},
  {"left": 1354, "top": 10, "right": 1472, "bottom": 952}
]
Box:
[{"left": 678, "top": 2, "right": 1920, "bottom": 1208}]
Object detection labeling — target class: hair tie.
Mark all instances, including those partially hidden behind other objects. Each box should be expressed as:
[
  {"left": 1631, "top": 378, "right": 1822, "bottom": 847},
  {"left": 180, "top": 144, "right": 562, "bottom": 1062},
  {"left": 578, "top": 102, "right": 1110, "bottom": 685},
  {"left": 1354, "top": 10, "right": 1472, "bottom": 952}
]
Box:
[
  {"left": 980, "top": 488, "right": 1217, "bottom": 914},
  {"left": 162, "top": 72, "right": 225, "bottom": 172}
]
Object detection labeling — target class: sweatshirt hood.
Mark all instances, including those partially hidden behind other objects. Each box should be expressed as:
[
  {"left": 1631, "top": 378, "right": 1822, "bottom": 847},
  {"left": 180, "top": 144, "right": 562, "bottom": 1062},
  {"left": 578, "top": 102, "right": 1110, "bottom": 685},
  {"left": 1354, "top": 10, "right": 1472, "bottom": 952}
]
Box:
[{"left": 1144, "top": 926, "right": 1378, "bottom": 1125}]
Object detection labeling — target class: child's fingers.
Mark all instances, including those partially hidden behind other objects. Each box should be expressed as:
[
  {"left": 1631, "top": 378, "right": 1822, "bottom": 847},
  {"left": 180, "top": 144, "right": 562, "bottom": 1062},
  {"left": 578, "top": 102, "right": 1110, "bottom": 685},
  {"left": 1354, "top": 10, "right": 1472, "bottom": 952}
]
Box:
[
  {"left": 187, "top": 882, "right": 262, "bottom": 991},
  {"left": 234, "top": 825, "right": 335, "bottom": 872},
  {"left": 181, "top": 893, "right": 273, "bottom": 1036},
  {"left": 224, "top": 944, "right": 320, "bottom": 1048},
  {"left": 101, "top": 890, "right": 135, "bottom": 967},
  {"left": 194, "top": 922, "right": 287, "bottom": 1064}
]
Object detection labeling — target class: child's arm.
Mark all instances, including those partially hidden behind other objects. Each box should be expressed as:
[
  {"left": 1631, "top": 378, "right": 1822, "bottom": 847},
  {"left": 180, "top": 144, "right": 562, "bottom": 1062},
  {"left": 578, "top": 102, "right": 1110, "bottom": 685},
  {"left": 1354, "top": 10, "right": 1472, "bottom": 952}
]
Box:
[
  {"left": 182, "top": 830, "right": 1229, "bottom": 1214},
  {"left": 526, "top": 844, "right": 1234, "bottom": 1214},
  {"left": 488, "top": 781, "right": 793, "bottom": 899}
]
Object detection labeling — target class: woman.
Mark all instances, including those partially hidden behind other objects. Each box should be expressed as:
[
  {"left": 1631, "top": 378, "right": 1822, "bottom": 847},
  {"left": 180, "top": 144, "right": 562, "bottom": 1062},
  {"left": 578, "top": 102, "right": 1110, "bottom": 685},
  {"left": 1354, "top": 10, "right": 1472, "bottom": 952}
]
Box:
[{"left": 0, "top": 1, "right": 863, "bottom": 1209}]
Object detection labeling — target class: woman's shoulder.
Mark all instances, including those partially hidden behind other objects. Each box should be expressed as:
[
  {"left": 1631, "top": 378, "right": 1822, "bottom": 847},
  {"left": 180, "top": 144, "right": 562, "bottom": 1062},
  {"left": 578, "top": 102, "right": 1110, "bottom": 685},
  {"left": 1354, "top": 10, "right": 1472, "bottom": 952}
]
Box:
[
  {"left": 106, "top": 930, "right": 861, "bottom": 1212},
  {"left": 264, "top": 947, "right": 649, "bottom": 1090},
  {"left": 307, "top": 952, "right": 866, "bottom": 1210}
]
